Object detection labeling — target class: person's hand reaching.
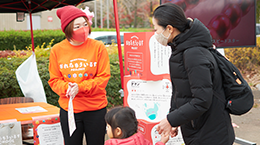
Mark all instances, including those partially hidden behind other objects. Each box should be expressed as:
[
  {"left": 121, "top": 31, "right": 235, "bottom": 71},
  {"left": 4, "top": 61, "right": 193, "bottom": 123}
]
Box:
[
  {"left": 170, "top": 127, "right": 178, "bottom": 138},
  {"left": 160, "top": 133, "right": 170, "bottom": 144},
  {"left": 156, "top": 118, "right": 172, "bottom": 136}
]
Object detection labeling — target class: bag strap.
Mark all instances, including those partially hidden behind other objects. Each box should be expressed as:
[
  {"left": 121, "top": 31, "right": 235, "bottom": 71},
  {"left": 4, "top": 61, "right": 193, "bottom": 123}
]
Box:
[{"left": 208, "top": 48, "right": 227, "bottom": 105}]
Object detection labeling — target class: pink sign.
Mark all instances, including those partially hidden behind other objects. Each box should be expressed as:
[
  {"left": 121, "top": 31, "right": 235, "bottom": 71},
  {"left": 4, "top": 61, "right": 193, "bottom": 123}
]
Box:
[
  {"left": 48, "top": 16, "right": 53, "bottom": 22},
  {"left": 160, "top": 0, "right": 256, "bottom": 48}
]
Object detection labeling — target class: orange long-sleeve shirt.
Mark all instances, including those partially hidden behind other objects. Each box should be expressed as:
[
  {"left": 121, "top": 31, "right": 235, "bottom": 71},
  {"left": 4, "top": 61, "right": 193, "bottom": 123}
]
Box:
[{"left": 48, "top": 38, "right": 111, "bottom": 113}]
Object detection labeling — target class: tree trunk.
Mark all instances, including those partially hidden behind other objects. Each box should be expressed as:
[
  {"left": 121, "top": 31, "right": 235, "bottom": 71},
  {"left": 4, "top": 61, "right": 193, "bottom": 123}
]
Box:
[{"left": 134, "top": 0, "right": 137, "bottom": 28}]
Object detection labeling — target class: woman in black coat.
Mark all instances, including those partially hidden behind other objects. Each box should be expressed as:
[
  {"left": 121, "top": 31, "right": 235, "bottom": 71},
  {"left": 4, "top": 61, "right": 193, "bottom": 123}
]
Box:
[{"left": 153, "top": 3, "right": 235, "bottom": 145}]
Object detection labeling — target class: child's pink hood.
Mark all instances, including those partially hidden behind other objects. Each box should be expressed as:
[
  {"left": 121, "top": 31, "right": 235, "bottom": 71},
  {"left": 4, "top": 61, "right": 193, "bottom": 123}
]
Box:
[{"left": 104, "top": 132, "right": 164, "bottom": 145}]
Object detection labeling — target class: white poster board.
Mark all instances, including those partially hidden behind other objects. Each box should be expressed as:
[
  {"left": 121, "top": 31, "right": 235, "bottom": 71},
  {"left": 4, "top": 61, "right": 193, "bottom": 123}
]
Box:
[
  {"left": 0, "top": 122, "right": 22, "bottom": 145},
  {"left": 126, "top": 79, "right": 172, "bottom": 122},
  {"left": 149, "top": 35, "right": 171, "bottom": 75},
  {"left": 33, "top": 115, "right": 63, "bottom": 145},
  {"left": 36, "top": 123, "right": 63, "bottom": 145}
]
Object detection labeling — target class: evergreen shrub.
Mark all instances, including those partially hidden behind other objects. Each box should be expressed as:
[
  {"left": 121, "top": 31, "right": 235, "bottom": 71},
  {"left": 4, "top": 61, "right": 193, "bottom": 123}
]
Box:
[{"left": 0, "top": 41, "right": 123, "bottom": 108}]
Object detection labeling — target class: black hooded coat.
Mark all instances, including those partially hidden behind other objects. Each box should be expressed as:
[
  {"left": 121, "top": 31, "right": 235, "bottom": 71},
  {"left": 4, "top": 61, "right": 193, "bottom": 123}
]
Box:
[{"left": 166, "top": 18, "right": 235, "bottom": 145}]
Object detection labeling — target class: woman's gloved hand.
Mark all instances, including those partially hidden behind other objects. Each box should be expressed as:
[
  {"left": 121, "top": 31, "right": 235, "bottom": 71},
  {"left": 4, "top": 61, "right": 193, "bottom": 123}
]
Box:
[{"left": 66, "top": 82, "right": 79, "bottom": 99}]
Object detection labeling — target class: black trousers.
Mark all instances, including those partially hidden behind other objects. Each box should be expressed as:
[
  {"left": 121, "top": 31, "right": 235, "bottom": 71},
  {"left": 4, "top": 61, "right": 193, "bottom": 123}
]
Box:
[{"left": 60, "top": 107, "right": 107, "bottom": 145}]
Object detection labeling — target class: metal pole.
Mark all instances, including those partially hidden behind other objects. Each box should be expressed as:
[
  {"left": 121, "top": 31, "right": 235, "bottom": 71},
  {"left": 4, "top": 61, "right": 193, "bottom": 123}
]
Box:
[
  {"left": 100, "top": 0, "right": 103, "bottom": 28},
  {"left": 134, "top": 0, "right": 137, "bottom": 28},
  {"left": 94, "top": 0, "right": 97, "bottom": 28},
  {"left": 113, "top": 0, "right": 124, "bottom": 89},
  {"left": 234, "top": 137, "right": 256, "bottom": 145},
  {"left": 28, "top": 1, "right": 35, "bottom": 52},
  {"left": 107, "top": 0, "right": 109, "bottom": 29}
]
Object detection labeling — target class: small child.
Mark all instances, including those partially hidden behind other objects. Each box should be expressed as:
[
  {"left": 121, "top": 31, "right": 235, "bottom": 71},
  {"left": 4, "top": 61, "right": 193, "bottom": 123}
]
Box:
[{"left": 104, "top": 106, "right": 169, "bottom": 145}]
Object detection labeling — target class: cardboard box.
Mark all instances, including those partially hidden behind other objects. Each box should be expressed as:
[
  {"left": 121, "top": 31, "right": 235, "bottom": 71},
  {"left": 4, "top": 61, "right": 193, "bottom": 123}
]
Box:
[
  {"left": 138, "top": 119, "right": 185, "bottom": 145},
  {"left": 124, "top": 32, "right": 171, "bottom": 80}
]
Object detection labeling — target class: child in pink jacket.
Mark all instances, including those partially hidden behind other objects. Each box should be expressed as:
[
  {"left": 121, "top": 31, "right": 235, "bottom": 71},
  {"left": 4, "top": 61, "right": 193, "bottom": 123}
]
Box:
[{"left": 104, "top": 106, "right": 169, "bottom": 145}]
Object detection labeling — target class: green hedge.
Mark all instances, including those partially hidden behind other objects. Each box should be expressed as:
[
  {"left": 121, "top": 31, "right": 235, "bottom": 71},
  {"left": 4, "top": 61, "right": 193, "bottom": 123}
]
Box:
[
  {"left": 0, "top": 30, "right": 66, "bottom": 51},
  {"left": 0, "top": 52, "right": 123, "bottom": 108},
  {"left": 0, "top": 28, "right": 149, "bottom": 107},
  {"left": 0, "top": 28, "right": 153, "bottom": 51}
]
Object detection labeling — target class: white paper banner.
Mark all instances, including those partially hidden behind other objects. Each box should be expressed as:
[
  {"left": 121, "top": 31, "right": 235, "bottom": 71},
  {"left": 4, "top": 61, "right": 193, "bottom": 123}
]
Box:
[
  {"left": 15, "top": 106, "right": 47, "bottom": 114},
  {"left": 15, "top": 53, "right": 47, "bottom": 102},
  {"left": 68, "top": 97, "right": 76, "bottom": 136}
]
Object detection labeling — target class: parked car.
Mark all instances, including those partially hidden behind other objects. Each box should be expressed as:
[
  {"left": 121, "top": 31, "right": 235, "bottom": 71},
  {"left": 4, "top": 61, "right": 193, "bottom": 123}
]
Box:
[
  {"left": 88, "top": 31, "right": 128, "bottom": 45},
  {"left": 256, "top": 23, "right": 260, "bottom": 37}
]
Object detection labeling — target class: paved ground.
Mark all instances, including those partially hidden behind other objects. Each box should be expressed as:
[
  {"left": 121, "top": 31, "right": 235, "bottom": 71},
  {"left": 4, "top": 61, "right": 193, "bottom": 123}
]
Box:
[
  {"left": 24, "top": 91, "right": 260, "bottom": 145},
  {"left": 232, "top": 90, "right": 260, "bottom": 145}
]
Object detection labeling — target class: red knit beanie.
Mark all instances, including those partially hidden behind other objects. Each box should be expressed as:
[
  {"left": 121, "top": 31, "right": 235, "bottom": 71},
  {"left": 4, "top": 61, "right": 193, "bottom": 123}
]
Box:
[{"left": 57, "top": 5, "right": 87, "bottom": 32}]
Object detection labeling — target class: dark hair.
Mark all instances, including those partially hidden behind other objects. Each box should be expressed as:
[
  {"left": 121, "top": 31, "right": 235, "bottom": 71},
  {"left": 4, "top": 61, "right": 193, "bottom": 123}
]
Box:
[
  {"left": 105, "top": 106, "right": 138, "bottom": 139},
  {"left": 153, "top": 3, "right": 192, "bottom": 33},
  {"left": 64, "top": 17, "right": 92, "bottom": 41}
]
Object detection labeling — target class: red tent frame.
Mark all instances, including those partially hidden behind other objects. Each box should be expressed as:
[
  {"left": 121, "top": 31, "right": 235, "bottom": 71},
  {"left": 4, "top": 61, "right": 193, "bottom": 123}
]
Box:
[
  {"left": 113, "top": 0, "right": 124, "bottom": 88},
  {"left": 0, "top": 0, "right": 124, "bottom": 88}
]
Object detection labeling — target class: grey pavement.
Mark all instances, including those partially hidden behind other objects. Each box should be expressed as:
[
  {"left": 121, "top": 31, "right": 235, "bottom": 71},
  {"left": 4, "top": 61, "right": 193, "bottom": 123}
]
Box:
[
  {"left": 79, "top": 91, "right": 260, "bottom": 145},
  {"left": 232, "top": 90, "right": 260, "bottom": 145},
  {"left": 24, "top": 91, "right": 260, "bottom": 145}
]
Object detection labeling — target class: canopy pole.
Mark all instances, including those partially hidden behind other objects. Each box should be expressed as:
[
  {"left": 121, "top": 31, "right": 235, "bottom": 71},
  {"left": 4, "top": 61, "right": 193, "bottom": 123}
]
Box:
[
  {"left": 28, "top": 1, "right": 35, "bottom": 52},
  {"left": 113, "top": 0, "right": 124, "bottom": 89}
]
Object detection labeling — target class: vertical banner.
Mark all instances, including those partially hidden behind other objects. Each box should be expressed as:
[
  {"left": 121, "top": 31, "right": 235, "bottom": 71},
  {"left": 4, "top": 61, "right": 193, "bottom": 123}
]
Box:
[
  {"left": 0, "top": 122, "right": 23, "bottom": 145},
  {"left": 32, "top": 115, "right": 63, "bottom": 145},
  {"left": 124, "top": 32, "right": 185, "bottom": 144}
]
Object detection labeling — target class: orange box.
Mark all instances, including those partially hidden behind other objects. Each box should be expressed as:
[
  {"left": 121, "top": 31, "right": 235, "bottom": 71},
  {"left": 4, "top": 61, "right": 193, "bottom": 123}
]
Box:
[
  {"left": 124, "top": 32, "right": 171, "bottom": 80},
  {"left": 138, "top": 119, "right": 185, "bottom": 145}
]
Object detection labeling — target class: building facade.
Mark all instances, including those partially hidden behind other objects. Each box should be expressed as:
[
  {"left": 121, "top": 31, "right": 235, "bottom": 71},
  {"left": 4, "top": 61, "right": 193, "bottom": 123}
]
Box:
[{"left": 0, "top": 9, "right": 61, "bottom": 31}]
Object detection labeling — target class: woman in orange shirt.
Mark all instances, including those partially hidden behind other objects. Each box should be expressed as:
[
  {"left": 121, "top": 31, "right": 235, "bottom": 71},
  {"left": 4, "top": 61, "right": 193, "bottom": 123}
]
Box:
[{"left": 48, "top": 5, "right": 110, "bottom": 145}]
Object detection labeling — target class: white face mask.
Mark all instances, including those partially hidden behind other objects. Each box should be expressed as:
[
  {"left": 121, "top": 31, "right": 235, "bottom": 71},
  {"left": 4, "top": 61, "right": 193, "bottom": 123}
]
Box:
[{"left": 154, "top": 29, "right": 170, "bottom": 46}]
